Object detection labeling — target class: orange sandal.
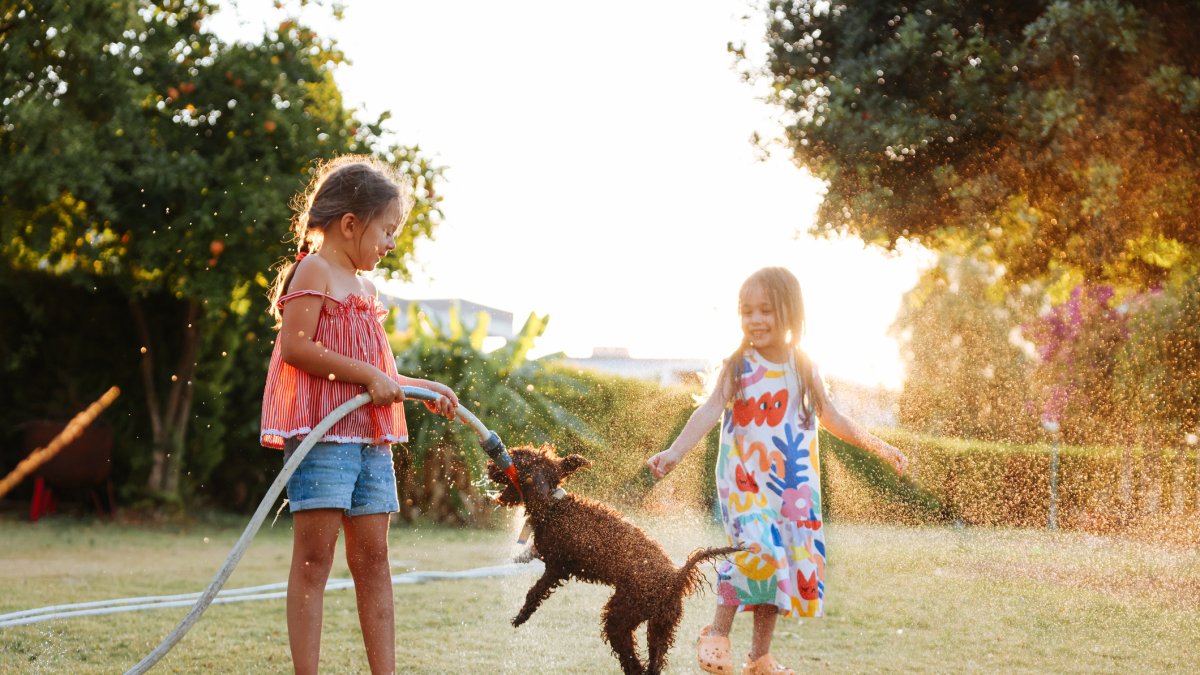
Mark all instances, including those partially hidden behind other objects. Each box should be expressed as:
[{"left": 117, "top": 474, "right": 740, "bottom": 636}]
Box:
[
  {"left": 696, "top": 625, "right": 733, "bottom": 674},
  {"left": 742, "top": 652, "right": 795, "bottom": 675}
]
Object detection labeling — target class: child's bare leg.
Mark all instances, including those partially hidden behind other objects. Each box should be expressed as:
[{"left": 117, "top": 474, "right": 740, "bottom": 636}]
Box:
[
  {"left": 698, "top": 604, "right": 738, "bottom": 674},
  {"left": 288, "top": 509, "right": 343, "bottom": 675},
  {"left": 343, "top": 512, "right": 395, "bottom": 674},
  {"left": 748, "top": 605, "right": 779, "bottom": 661},
  {"left": 708, "top": 604, "right": 737, "bottom": 635}
]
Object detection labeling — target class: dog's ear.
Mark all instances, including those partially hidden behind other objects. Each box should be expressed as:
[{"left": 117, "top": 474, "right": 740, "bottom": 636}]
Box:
[{"left": 560, "top": 453, "right": 592, "bottom": 477}]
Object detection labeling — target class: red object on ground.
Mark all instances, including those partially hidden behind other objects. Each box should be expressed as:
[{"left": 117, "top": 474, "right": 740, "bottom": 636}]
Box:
[
  {"left": 21, "top": 420, "right": 113, "bottom": 521},
  {"left": 30, "top": 477, "right": 57, "bottom": 522}
]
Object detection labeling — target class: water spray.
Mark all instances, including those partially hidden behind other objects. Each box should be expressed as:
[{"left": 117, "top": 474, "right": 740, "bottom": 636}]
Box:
[
  {"left": 430, "top": 388, "right": 521, "bottom": 497},
  {"left": 126, "top": 386, "right": 517, "bottom": 674}
]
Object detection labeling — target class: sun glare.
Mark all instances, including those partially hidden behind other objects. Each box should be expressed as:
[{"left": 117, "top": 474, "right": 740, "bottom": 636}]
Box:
[
  {"left": 212, "top": 1, "right": 936, "bottom": 394},
  {"left": 798, "top": 237, "right": 936, "bottom": 391}
]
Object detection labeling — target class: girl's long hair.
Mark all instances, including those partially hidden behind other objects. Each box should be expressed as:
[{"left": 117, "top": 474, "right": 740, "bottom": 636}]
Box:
[
  {"left": 268, "top": 155, "right": 414, "bottom": 323},
  {"left": 726, "top": 266, "right": 821, "bottom": 425}
]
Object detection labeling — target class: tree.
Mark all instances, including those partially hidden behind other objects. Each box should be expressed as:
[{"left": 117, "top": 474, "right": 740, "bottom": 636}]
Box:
[
  {"left": 1116, "top": 278, "right": 1200, "bottom": 441},
  {"left": 748, "top": 0, "right": 1200, "bottom": 291},
  {"left": 1113, "top": 278, "right": 1200, "bottom": 513},
  {"left": 0, "top": 0, "right": 444, "bottom": 503},
  {"left": 1021, "top": 280, "right": 1200, "bottom": 513},
  {"left": 891, "top": 255, "right": 1038, "bottom": 442}
]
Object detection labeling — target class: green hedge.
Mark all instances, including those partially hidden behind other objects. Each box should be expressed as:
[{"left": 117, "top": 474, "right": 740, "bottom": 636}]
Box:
[
  {"left": 538, "top": 364, "right": 703, "bottom": 506},
  {"left": 825, "top": 428, "right": 1200, "bottom": 534}
]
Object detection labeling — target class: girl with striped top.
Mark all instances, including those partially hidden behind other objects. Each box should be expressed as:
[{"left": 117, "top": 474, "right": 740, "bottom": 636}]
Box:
[{"left": 261, "top": 155, "right": 458, "bottom": 675}]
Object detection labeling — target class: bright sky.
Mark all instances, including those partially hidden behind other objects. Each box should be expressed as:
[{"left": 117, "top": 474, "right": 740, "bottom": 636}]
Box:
[{"left": 212, "top": 0, "right": 935, "bottom": 390}]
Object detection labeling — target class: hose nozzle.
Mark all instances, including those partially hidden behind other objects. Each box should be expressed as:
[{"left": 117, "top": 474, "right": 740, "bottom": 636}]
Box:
[
  {"left": 396, "top": 385, "right": 520, "bottom": 497},
  {"left": 481, "top": 430, "right": 512, "bottom": 470},
  {"left": 481, "top": 430, "right": 521, "bottom": 498}
]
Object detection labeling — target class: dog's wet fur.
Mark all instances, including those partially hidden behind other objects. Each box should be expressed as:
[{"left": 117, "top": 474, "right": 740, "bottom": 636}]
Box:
[{"left": 488, "top": 444, "right": 740, "bottom": 675}]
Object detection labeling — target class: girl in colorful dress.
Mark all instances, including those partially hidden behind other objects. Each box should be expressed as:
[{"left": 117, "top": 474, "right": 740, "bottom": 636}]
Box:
[
  {"left": 261, "top": 155, "right": 458, "bottom": 675},
  {"left": 646, "top": 266, "right": 907, "bottom": 675}
]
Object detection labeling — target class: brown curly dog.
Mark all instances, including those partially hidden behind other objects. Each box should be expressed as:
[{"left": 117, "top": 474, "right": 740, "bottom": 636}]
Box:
[{"left": 487, "top": 444, "right": 740, "bottom": 675}]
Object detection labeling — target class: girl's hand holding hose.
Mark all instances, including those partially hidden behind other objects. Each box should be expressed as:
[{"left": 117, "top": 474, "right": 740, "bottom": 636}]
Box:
[
  {"left": 423, "top": 395, "right": 457, "bottom": 419},
  {"left": 367, "top": 370, "right": 405, "bottom": 406},
  {"left": 415, "top": 381, "right": 459, "bottom": 419}
]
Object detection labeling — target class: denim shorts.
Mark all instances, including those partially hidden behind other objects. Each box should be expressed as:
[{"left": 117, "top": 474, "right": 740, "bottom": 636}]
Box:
[{"left": 282, "top": 439, "right": 399, "bottom": 516}]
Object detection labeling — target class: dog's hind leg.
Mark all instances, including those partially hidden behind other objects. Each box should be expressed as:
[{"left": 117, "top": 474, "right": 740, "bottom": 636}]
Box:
[
  {"left": 601, "top": 593, "right": 645, "bottom": 675},
  {"left": 645, "top": 601, "right": 683, "bottom": 675},
  {"left": 512, "top": 568, "right": 566, "bottom": 627}
]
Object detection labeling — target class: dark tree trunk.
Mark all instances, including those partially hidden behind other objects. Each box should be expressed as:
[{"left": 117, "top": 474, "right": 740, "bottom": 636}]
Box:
[{"left": 131, "top": 298, "right": 200, "bottom": 501}]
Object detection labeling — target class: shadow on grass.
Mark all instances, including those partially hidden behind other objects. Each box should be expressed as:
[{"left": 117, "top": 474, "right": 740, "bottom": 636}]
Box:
[{"left": 820, "top": 430, "right": 948, "bottom": 524}]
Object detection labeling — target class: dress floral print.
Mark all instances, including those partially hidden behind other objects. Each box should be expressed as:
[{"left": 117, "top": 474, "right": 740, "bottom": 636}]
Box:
[{"left": 715, "top": 349, "right": 825, "bottom": 618}]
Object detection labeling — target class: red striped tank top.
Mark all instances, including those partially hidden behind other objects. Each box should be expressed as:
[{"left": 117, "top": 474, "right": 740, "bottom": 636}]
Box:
[{"left": 260, "top": 290, "right": 408, "bottom": 449}]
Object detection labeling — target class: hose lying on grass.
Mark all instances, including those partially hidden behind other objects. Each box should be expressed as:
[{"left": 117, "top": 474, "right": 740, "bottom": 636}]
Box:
[
  {"left": 125, "top": 387, "right": 515, "bottom": 675},
  {"left": 0, "top": 562, "right": 540, "bottom": 628}
]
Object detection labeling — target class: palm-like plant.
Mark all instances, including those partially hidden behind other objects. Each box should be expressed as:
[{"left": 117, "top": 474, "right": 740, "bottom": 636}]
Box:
[{"left": 390, "top": 303, "right": 603, "bottom": 525}]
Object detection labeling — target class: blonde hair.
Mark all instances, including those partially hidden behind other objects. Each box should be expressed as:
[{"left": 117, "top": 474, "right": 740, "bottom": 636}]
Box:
[
  {"left": 269, "top": 155, "right": 415, "bottom": 320},
  {"left": 726, "top": 266, "right": 821, "bottom": 424}
]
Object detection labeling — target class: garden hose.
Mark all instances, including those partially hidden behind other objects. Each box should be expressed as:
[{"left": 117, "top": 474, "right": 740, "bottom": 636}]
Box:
[{"left": 126, "top": 386, "right": 513, "bottom": 674}]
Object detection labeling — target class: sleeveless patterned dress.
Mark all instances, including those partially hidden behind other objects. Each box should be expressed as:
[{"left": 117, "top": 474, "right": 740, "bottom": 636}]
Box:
[{"left": 715, "top": 349, "right": 825, "bottom": 618}]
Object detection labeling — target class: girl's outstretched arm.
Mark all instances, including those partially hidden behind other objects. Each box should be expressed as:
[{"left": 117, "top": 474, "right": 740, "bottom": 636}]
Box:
[
  {"left": 647, "top": 364, "right": 734, "bottom": 479},
  {"left": 812, "top": 365, "right": 908, "bottom": 475}
]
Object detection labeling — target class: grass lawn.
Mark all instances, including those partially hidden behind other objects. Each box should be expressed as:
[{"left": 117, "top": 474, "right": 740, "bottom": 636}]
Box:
[{"left": 1, "top": 508, "right": 1198, "bottom": 673}]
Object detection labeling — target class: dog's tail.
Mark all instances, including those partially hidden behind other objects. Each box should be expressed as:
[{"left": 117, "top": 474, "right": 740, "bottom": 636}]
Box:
[{"left": 675, "top": 546, "right": 743, "bottom": 598}]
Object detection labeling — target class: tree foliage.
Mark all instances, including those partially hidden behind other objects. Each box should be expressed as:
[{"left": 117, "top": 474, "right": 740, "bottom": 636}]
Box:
[
  {"left": 0, "top": 0, "right": 444, "bottom": 504},
  {"left": 1023, "top": 285, "right": 1131, "bottom": 445},
  {"left": 891, "top": 255, "right": 1039, "bottom": 442},
  {"left": 896, "top": 256, "right": 1200, "bottom": 449},
  {"left": 1114, "top": 278, "right": 1200, "bottom": 440},
  {"left": 1020, "top": 280, "right": 1199, "bottom": 516},
  {"left": 750, "top": 0, "right": 1200, "bottom": 291}
]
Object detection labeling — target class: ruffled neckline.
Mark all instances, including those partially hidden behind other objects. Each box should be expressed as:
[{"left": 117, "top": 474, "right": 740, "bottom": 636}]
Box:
[
  {"left": 321, "top": 293, "right": 385, "bottom": 318},
  {"left": 325, "top": 293, "right": 377, "bottom": 309}
]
